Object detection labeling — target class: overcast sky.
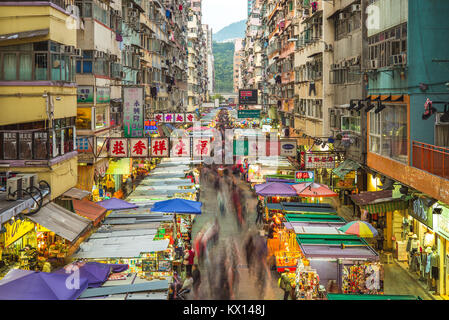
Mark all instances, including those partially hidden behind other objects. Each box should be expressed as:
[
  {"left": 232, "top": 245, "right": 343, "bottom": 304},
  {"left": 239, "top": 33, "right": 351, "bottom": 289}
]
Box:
[{"left": 202, "top": 0, "right": 247, "bottom": 34}]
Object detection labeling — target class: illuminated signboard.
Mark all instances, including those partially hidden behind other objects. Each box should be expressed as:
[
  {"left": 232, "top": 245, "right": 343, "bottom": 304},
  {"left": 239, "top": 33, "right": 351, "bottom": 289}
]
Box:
[
  {"left": 295, "top": 171, "right": 315, "bottom": 183},
  {"left": 239, "top": 89, "right": 258, "bottom": 105}
]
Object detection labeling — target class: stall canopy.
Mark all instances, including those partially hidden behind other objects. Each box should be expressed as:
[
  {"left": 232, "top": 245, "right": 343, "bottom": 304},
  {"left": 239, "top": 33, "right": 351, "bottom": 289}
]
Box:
[
  {"left": 350, "top": 190, "right": 409, "bottom": 214},
  {"left": 332, "top": 159, "right": 361, "bottom": 179},
  {"left": 293, "top": 183, "right": 338, "bottom": 197},
  {"left": 53, "top": 262, "right": 128, "bottom": 288},
  {"left": 26, "top": 202, "right": 91, "bottom": 243},
  {"left": 72, "top": 199, "right": 107, "bottom": 227},
  {"left": 150, "top": 198, "right": 202, "bottom": 214},
  {"left": 62, "top": 188, "right": 91, "bottom": 200},
  {"left": 296, "top": 234, "right": 379, "bottom": 260},
  {"left": 327, "top": 293, "right": 421, "bottom": 300},
  {"left": 286, "top": 214, "right": 346, "bottom": 223},
  {"left": 255, "top": 182, "right": 298, "bottom": 197},
  {"left": 0, "top": 269, "right": 88, "bottom": 300},
  {"left": 97, "top": 198, "right": 139, "bottom": 211},
  {"left": 281, "top": 202, "right": 337, "bottom": 214}
]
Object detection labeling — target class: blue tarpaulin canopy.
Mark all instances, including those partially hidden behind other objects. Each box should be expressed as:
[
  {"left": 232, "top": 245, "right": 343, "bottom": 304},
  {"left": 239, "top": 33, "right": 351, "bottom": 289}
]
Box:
[
  {"left": 0, "top": 269, "right": 88, "bottom": 300},
  {"left": 150, "top": 198, "right": 202, "bottom": 214}
]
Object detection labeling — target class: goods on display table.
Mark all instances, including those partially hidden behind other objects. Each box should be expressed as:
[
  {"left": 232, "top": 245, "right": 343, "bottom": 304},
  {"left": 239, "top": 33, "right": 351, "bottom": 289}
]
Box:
[
  {"left": 341, "top": 262, "right": 384, "bottom": 295},
  {"left": 295, "top": 259, "right": 322, "bottom": 300}
]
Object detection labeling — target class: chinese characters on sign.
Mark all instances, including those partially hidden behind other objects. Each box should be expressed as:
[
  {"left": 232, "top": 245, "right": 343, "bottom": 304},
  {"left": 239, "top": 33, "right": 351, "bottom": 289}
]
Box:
[
  {"left": 151, "top": 138, "right": 169, "bottom": 157},
  {"left": 154, "top": 113, "right": 164, "bottom": 122},
  {"left": 96, "top": 87, "right": 110, "bottom": 103},
  {"left": 295, "top": 171, "right": 315, "bottom": 183},
  {"left": 123, "top": 87, "right": 144, "bottom": 138},
  {"left": 150, "top": 113, "right": 195, "bottom": 123},
  {"left": 109, "top": 138, "right": 128, "bottom": 157},
  {"left": 185, "top": 113, "right": 195, "bottom": 122},
  {"left": 164, "top": 113, "right": 174, "bottom": 123},
  {"left": 305, "top": 153, "right": 336, "bottom": 169},
  {"left": 171, "top": 138, "right": 190, "bottom": 157},
  {"left": 175, "top": 113, "right": 185, "bottom": 123},
  {"left": 192, "top": 138, "right": 211, "bottom": 158},
  {"left": 130, "top": 138, "right": 149, "bottom": 157},
  {"left": 76, "top": 137, "right": 92, "bottom": 152},
  {"left": 77, "top": 86, "right": 94, "bottom": 103}
]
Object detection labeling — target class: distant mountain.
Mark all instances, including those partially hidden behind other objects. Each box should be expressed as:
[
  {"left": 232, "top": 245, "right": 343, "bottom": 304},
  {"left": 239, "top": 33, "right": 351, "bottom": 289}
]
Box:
[{"left": 213, "top": 20, "right": 246, "bottom": 43}]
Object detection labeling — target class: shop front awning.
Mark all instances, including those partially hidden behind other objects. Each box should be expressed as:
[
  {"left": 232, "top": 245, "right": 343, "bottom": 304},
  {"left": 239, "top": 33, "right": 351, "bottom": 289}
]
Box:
[
  {"left": 350, "top": 190, "right": 409, "bottom": 214},
  {"left": 62, "top": 188, "right": 91, "bottom": 200},
  {"left": 286, "top": 214, "right": 346, "bottom": 223},
  {"left": 332, "top": 159, "right": 361, "bottom": 179},
  {"left": 27, "top": 203, "right": 91, "bottom": 243},
  {"left": 72, "top": 199, "right": 107, "bottom": 227}
]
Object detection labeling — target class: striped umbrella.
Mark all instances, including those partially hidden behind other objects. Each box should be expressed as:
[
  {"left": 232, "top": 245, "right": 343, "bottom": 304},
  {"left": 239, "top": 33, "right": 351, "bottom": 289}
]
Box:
[
  {"left": 338, "top": 221, "right": 378, "bottom": 238},
  {"left": 292, "top": 182, "right": 338, "bottom": 197}
]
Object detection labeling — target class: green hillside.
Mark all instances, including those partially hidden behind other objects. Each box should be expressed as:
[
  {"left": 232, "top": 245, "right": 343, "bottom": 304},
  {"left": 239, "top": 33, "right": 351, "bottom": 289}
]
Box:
[
  {"left": 213, "top": 19, "right": 246, "bottom": 42},
  {"left": 213, "top": 41, "right": 235, "bottom": 93}
]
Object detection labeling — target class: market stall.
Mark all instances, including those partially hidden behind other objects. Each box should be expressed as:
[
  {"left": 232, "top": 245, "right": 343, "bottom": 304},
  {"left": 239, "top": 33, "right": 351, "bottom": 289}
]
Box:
[
  {"left": 295, "top": 234, "right": 382, "bottom": 295},
  {"left": 326, "top": 293, "right": 422, "bottom": 300}
]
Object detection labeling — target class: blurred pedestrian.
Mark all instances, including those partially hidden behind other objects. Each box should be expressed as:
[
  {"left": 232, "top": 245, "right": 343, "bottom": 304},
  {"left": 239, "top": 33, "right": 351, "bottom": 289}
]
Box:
[
  {"left": 256, "top": 200, "right": 264, "bottom": 225},
  {"left": 192, "top": 264, "right": 201, "bottom": 299},
  {"left": 183, "top": 244, "right": 195, "bottom": 275}
]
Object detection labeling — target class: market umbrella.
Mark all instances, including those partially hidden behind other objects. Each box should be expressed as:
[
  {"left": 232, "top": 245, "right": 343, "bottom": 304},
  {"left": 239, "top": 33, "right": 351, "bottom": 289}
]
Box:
[
  {"left": 0, "top": 269, "right": 88, "bottom": 300},
  {"left": 338, "top": 221, "right": 378, "bottom": 238},
  {"left": 53, "top": 262, "right": 129, "bottom": 288},
  {"left": 96, "top": 198, "right": 138, "bottom": 210},
  {"left": 292, "top": 182, "right": 338, "bottom": 197},
  {"left": 254, "top": 182, "right": 298, "bottom": 197},
  {"left": 150, "top": 198, "right": 202, "bottom": 214}
]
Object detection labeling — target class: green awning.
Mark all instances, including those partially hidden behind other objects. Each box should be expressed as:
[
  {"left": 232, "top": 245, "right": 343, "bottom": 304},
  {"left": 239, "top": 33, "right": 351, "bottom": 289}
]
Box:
[
  {"left": 296, "top": 234, "right": 366, "bottom": 246},
  {"left": 327, "top": 293, "right": 422, "bottom": 300},
  {"left": 361, "top": 200, "right": 409, "bottom": 214},
  {"left": 332, "top": 159, "right": 361, "bottom": 179},
  {"left": 286, "top": 214, "right": 346, "bottom": 223}
]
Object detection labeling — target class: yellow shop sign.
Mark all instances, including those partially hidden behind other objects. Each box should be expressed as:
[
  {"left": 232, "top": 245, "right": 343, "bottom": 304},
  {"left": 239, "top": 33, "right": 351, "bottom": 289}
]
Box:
[{"left": 5, "top": 219, "right": 35, "bottom": 247}]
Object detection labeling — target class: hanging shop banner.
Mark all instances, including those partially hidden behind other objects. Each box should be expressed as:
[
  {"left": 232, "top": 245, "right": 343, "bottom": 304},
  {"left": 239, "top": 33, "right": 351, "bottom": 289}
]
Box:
[
  {"left": 5, "top": 219, "right": 35, "bottom": 247},
  {"left": 175, "top": 113, "right": 185, "bottom": 123},
  {"left": 436, "top": 204, "right": 449, "bottom": 240},
  {"left": 164, "top": 113, "right": 175, "bottom": 123},
  {"left": 295, "top": 171, "right": 315, "bottom": 183},
  {"left": 150, "top": 138, "right": 169, "bottom": 157},
  {"left": 109, "top": 138, "right": 129, "bottom": 157},
  {"left": 123, "top": 87, "right": 144, "bottom": 138},
  {"left": 280, "top": 139, "right": 297, "bottom": 157},
  {"left": 96, "top": 87, "right": 110, "bottom": 104},
  {"left": 239, "top": 89, "right": 258, "bottom": 105},
  {"left": 144, "top": 120, "right": 158, "bottom": 136},
  {"left": 238, "top": 110, "right": 261, "bottom": 119},
  {"left": 171, "top": 138, "right": 191, "bottom": 157},
  {"left": 233, "top": 139, "right": 249, "bottom": 156},
  {"left": 266, "top": 140, "right": 280, "bottom": 156},
  {"left": 193, "top": 138, "right": 211, "bottom": 158},
  {"left": 411, "top": 198, "right": 433, "bottom": 228},
  {"left": 77, "top": 86, "right": 94, "bottom": 103},
  {"left": 154, "top": 113, "right": 164, "bottom": 122},
  {"left": 305, "top": 153, "right": 336, "bottom": 169},
  {"left": 130, "top": 138, "right": 149, "bottom": 157},
  {"left": 185, "top": 113, "right": 195, "bottom": 122}
]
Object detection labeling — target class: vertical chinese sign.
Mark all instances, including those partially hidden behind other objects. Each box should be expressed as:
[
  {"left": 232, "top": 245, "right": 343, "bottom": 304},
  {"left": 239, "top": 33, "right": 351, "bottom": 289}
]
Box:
[{"left": 123, "top": 87, "right": 144, "bottom": 138}]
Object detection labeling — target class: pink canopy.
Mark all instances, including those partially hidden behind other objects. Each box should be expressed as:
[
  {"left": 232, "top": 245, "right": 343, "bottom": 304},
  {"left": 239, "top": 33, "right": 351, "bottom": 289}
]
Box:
[
  {"left": 185, "top": 126, "right": 213, "bottom": 132},
  {"left": 292, "top": 182, "right": 338, "bottom": 197},
  {"left": 255, "top": 182, "right": 298, "bottom": 197}
]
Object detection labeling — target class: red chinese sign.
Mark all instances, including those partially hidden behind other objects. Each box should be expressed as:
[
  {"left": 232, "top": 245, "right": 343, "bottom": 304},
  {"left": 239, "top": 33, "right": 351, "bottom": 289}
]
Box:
[
  {"left": 305, "top": 153, "right": 336, "bottom": 169},
  {"left": 171, "top": 138, "right": 190, "bottom": 157},
  {"left": 192, "top": 138, "right": 211, "bottom": 157},
  {"left": 154, "top": 113, "right": 163, "bottom": 122},
  {"left": 109, "top": 138, "right": 128, "bottom": 157},
  {"left": 185, "top": 113, "right": 195, "bottom": 122},
  {"left": 175, "top": 113, "right": 185, "bottom": 123},
  {"left": 130, "top": 138, "right": 149, "bottom": 157},
  {"left": 164, "top": 113, "right": 174, "bottom": 123},
  {"left": 151, "top": 138, "right": 169, "bottom": 157}
]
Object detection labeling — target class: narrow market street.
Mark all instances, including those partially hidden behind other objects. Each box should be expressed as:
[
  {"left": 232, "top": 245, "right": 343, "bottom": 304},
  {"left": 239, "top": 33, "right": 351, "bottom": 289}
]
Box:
[{"left": 191, "top": 170, "right": 284, "bottom": 300}]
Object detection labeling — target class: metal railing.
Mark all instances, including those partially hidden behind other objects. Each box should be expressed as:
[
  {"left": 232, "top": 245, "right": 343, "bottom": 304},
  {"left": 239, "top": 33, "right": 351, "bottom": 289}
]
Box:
[{"left": 412, "top": 141, "right": 449, "bottom": 180}]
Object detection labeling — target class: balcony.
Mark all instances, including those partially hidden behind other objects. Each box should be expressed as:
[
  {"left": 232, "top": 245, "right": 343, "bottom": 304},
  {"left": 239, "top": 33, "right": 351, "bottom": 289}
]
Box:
[{"left": 412, "top": 141, "right": 449, "bottom": 181}]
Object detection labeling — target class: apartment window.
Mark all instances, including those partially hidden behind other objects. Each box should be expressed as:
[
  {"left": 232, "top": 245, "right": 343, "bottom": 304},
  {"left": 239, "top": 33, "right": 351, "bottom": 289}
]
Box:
[
  {"left": 94, "top": 106, "right": 108, "bottom": 130},
  {"left": 369, "top": 105, "right": 407, "bottom": 163},
  {"left": 368, "top": 23, "right": 407, "bottom": 68},
  {"left": 334, "top": 10, "right": 361, "bottom": 41},
  {"left": 74, "top": 1, "right": 93, "bottom": 18},
  {"left": 76, "top": 107, "right": 93, "bottom": 130},
  {"left": 341, "top": 115, "right": 361, "bottom": 133},
  {"left": 0, "top": 41, "right": 74, "bottom": 82}
]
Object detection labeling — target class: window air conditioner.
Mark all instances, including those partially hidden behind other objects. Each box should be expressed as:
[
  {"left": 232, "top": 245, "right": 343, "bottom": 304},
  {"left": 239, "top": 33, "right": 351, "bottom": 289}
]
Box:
[
  {"left": 16, "top": 174, "right": 38, "bottom": 191},
  {"left": 368, "top": 59, "right": 379, "bottom": 69},
  {"left": 7, "top": 177, "right": 23, "bottom": 201},
  {"left": 74, "top": 48, "right": 82, "bottom": 57},
  {"left": 436, "top": 113, "right": 449, "bottom": 125}
]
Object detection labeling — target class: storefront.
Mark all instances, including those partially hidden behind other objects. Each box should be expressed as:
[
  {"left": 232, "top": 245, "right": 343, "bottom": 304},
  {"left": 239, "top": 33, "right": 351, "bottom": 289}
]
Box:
[{"left": 433, "top": 202, "right": 449, "bottom": 296}]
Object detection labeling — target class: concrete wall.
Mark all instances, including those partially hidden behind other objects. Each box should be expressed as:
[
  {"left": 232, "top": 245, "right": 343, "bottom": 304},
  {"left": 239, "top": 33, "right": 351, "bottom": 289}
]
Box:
[{"left": 367, "top": 0, "right": 408, "bottom": 37}]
